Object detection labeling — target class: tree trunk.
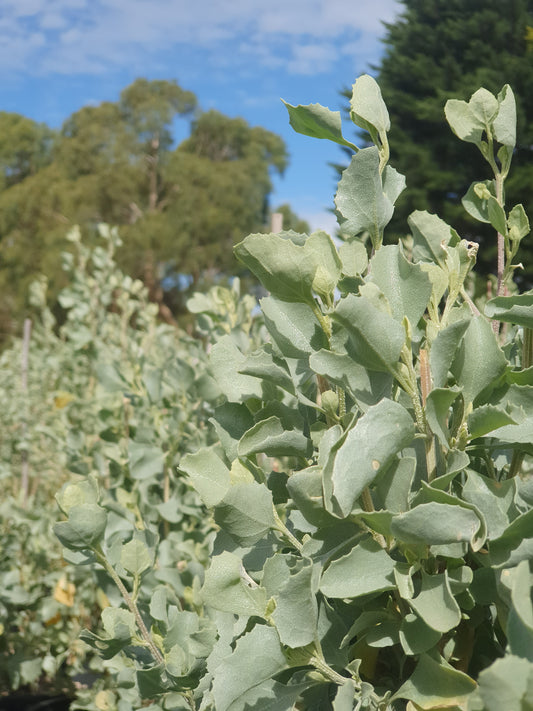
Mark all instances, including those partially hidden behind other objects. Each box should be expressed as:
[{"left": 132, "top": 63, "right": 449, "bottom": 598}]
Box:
[{"left": 142, "top": 250, "right": 177, "bottom": 326}]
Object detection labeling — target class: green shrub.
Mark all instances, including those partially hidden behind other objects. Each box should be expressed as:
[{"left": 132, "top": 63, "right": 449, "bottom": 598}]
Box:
[
  {"left": 56, "top": 77, "right": 533, "bottom": 710},
  {"left": 0, "top": 226, "right": 256, "bottom": 702}
]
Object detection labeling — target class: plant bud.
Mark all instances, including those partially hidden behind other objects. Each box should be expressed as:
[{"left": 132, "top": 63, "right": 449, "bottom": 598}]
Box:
[
  {"left": 321, "top": 389, "right": 339, "bottom": 417},
  {"left": 474, "top": 182, "right": 492, "bottom": 201}
]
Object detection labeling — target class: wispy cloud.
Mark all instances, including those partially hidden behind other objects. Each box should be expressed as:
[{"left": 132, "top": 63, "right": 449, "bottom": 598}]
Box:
[
  {"left": 0, "top": 0, "right": 401, "bottom": 77},
  {"left": 286, "top": 42, "right": 339, "bottom": 75},
  {"left": 304, "top": 209, "right": 340, "bottom": 235}
]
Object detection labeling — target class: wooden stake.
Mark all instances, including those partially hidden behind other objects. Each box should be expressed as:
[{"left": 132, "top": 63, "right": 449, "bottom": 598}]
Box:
[
  {"left": 271, "top": 212, "right": 283, "bottom": 233},
  {"left": 20, "top": 318, "right": 32, "bottom": 507}
]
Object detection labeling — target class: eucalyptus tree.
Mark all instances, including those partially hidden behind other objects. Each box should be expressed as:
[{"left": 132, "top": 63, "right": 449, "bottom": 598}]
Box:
[
  {"left": 0, "top": 80, "right": 290, "bottom": 331},
  {"left": 0, "top": 112, "right": 54, "bottom": 189}
]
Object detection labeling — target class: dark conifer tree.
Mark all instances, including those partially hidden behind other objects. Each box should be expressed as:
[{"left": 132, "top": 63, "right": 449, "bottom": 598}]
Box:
[{"left": 358, "top": 0, "right": 533, "bottom": 279}]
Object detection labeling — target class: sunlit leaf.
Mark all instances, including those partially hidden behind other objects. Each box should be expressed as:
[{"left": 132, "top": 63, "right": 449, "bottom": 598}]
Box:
[
  {"left": 202, "top": 551, "right": 267, "bottom": 618},
  {"left": 54, "top": 504, "right": 108, "bottom": 550},
  {"left": 211, "top": 625, "right": 287, "bottom": 711},
  {"left": 395, "top": 653, "right": 476, "bottom": 708},
  {"left": 282, "top": 100, "right": 358, "bottom": 150},
  {"left": 320, "top": 537, "right": 396, "bottom": 598},
  {"left": 323, "top": 398, "right": 414, "bottom": 517},
  {"left": 335, "top": 147, "right": 393, "bottom": 248}
]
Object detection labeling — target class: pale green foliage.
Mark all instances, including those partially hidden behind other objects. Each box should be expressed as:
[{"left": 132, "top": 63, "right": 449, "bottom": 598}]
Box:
[
  {"left": 0, "top": 226, "right": 260, "bottom": 703},
  {"left": 49, "top": 75, "right": 533, "bottom": 710}
]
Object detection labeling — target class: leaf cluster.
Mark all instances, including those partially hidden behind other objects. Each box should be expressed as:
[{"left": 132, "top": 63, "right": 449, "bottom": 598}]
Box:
[
  {"left": 54, "top": 76, "right": 533, "bottom": 710},
  {"left": 367, "top": 0, "right": 533, "bottom": 282},
  {"left": 0, "top": 226, "right": 262, "bottom": 705}
]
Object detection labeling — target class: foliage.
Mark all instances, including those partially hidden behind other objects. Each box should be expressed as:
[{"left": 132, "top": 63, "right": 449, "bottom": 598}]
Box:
[
  {"left": 352, "top": 0, "right": 533, "bottom": 281},
  {"left": 122, "top": 110, "right": 287, "bottom": 283},
  {"left": 0, "top": 112, "right": 54, "bottom": 189},
  {"left": 0, "top": 79, "right": 289, "bottom": 335},
  {"left": 55, "top": 76, "right": 533, "bottom": 709},
  {"left": 0, "top": 225, "right": 260, "bottom": 703}
]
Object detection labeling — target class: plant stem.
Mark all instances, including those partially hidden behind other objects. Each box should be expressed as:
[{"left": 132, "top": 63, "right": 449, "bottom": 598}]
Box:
[
  {"left": 273, "top": 510, "right": 303, "bottom": 553},
  {"left": 95, "top": 549, "right": 165, "bottom": 665},
  {"left": 360, "top": 487, "right": 387, "bottom": 548},
  {"left": 316, "top": 374, "right": 330, "bottom": 395},
  {"left": 378, "top": 132, "right": 390, "bottom": 176},
  {"left": 425, "top": 436, "right": 438, "bottom": 483},
  {"left": 310, "top": 655, "right": 349, "bottom": 686},
  {"left": 360, "top": 487, "right": 374, "bottom": 513},
  {"left": 507, "top": 327, "right": 533, "bottom": 478},
  {"left": 523, "top": 327, "right": 533, "bottom": 369},
  {"left": 441, "top": 280, "right": 464, "bottom": 328},
  {"left": 419, "top": 349, "right": 431, "bottom": 407},
  {"left": 418, "top": 349, "right": 437, "bottom": 482},
  {"left": 310, "top": 654, "right": 383, "bottom": 709},
  {"left": 460, "top": 288, "right": 481, "bottom": 317},
  {"left": 393, "top": 588, "right": 410, "bottom": 618},
  {"left": 184, "top": 692, "right": 196, "bottom": 711},
  {"left": 508, "top": 449, "right": 523, "bottom": 480},
  {"left": 494, "top": 172, "right": 506, "bottom": 298},
  {"left": 496, "top": 231, "right": 505, "bottom": 298},
  {"left": 488, "top": 166, "right": 505, "bottom": 336},
  {"left": 311, "top": 301, "right": 332, "bottom": 341},
  {"left": 163, "top": 461, "right": 170, "bottom": 538}
]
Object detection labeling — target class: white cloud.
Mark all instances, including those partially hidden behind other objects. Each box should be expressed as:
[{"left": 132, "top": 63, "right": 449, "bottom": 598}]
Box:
[
  {"left": 0, "top": 0, "right": 402, "bottom": 77},
  {"left": 305, "top": 210, "right": 339, "bottom": 235},
  {"left": 286, "top": 42, "right": 339, "bottom": 75},
  {"left": 40, "top": 12, "right": 69, "bottom": 30},
  {"left": 255, "top": 0, "right": 398, "bottom": 37}
]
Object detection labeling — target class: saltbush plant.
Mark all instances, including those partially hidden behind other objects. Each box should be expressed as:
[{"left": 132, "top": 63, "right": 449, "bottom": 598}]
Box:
[
  {"left": 0, "top": 227, "right": 254, "bottom": 703},
  {"left": 56, "top": 77, "right": 533, "bottom": 710}
]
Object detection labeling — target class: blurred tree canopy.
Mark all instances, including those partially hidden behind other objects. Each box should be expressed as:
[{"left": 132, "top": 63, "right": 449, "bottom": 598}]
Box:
[
  {"left": 0, "top": 113, "right": 54, "bottom": 189},
  {"left": 343, "top": 0, "right": 533, "bottom": 281},
  {"left": 0, "top": 78, "right": 290, "bottom": 333}
]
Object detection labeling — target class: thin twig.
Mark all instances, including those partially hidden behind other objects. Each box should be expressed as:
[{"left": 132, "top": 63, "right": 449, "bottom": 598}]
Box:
[
  {"left": 460, "top": 288, "right": 481, "bottom": 317},
  {"left": 273, "top": 509, "right": 303, "bottom": 552},
  {"left": 496, "top": 231, "right": 505, "bottom": 297},
  {"left": 419, "top": 349, "right": 437, "bottom": 482},
  {"left": 360, "top": 487, "right": 387, "bottom": 548},
  {"left": 419, "top": 349, "right": 431, "bottom": 406},
  {"left": 508, "top": 327, "right": 533, "bottom": 479},
  {"left": 95, "top": 549, "right": 165, "bottom": 665}
]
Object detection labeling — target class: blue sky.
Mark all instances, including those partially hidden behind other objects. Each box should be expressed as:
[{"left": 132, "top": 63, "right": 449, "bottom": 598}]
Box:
[{"left": 0, "top": 0, "right": 401, "bottom": 235}]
